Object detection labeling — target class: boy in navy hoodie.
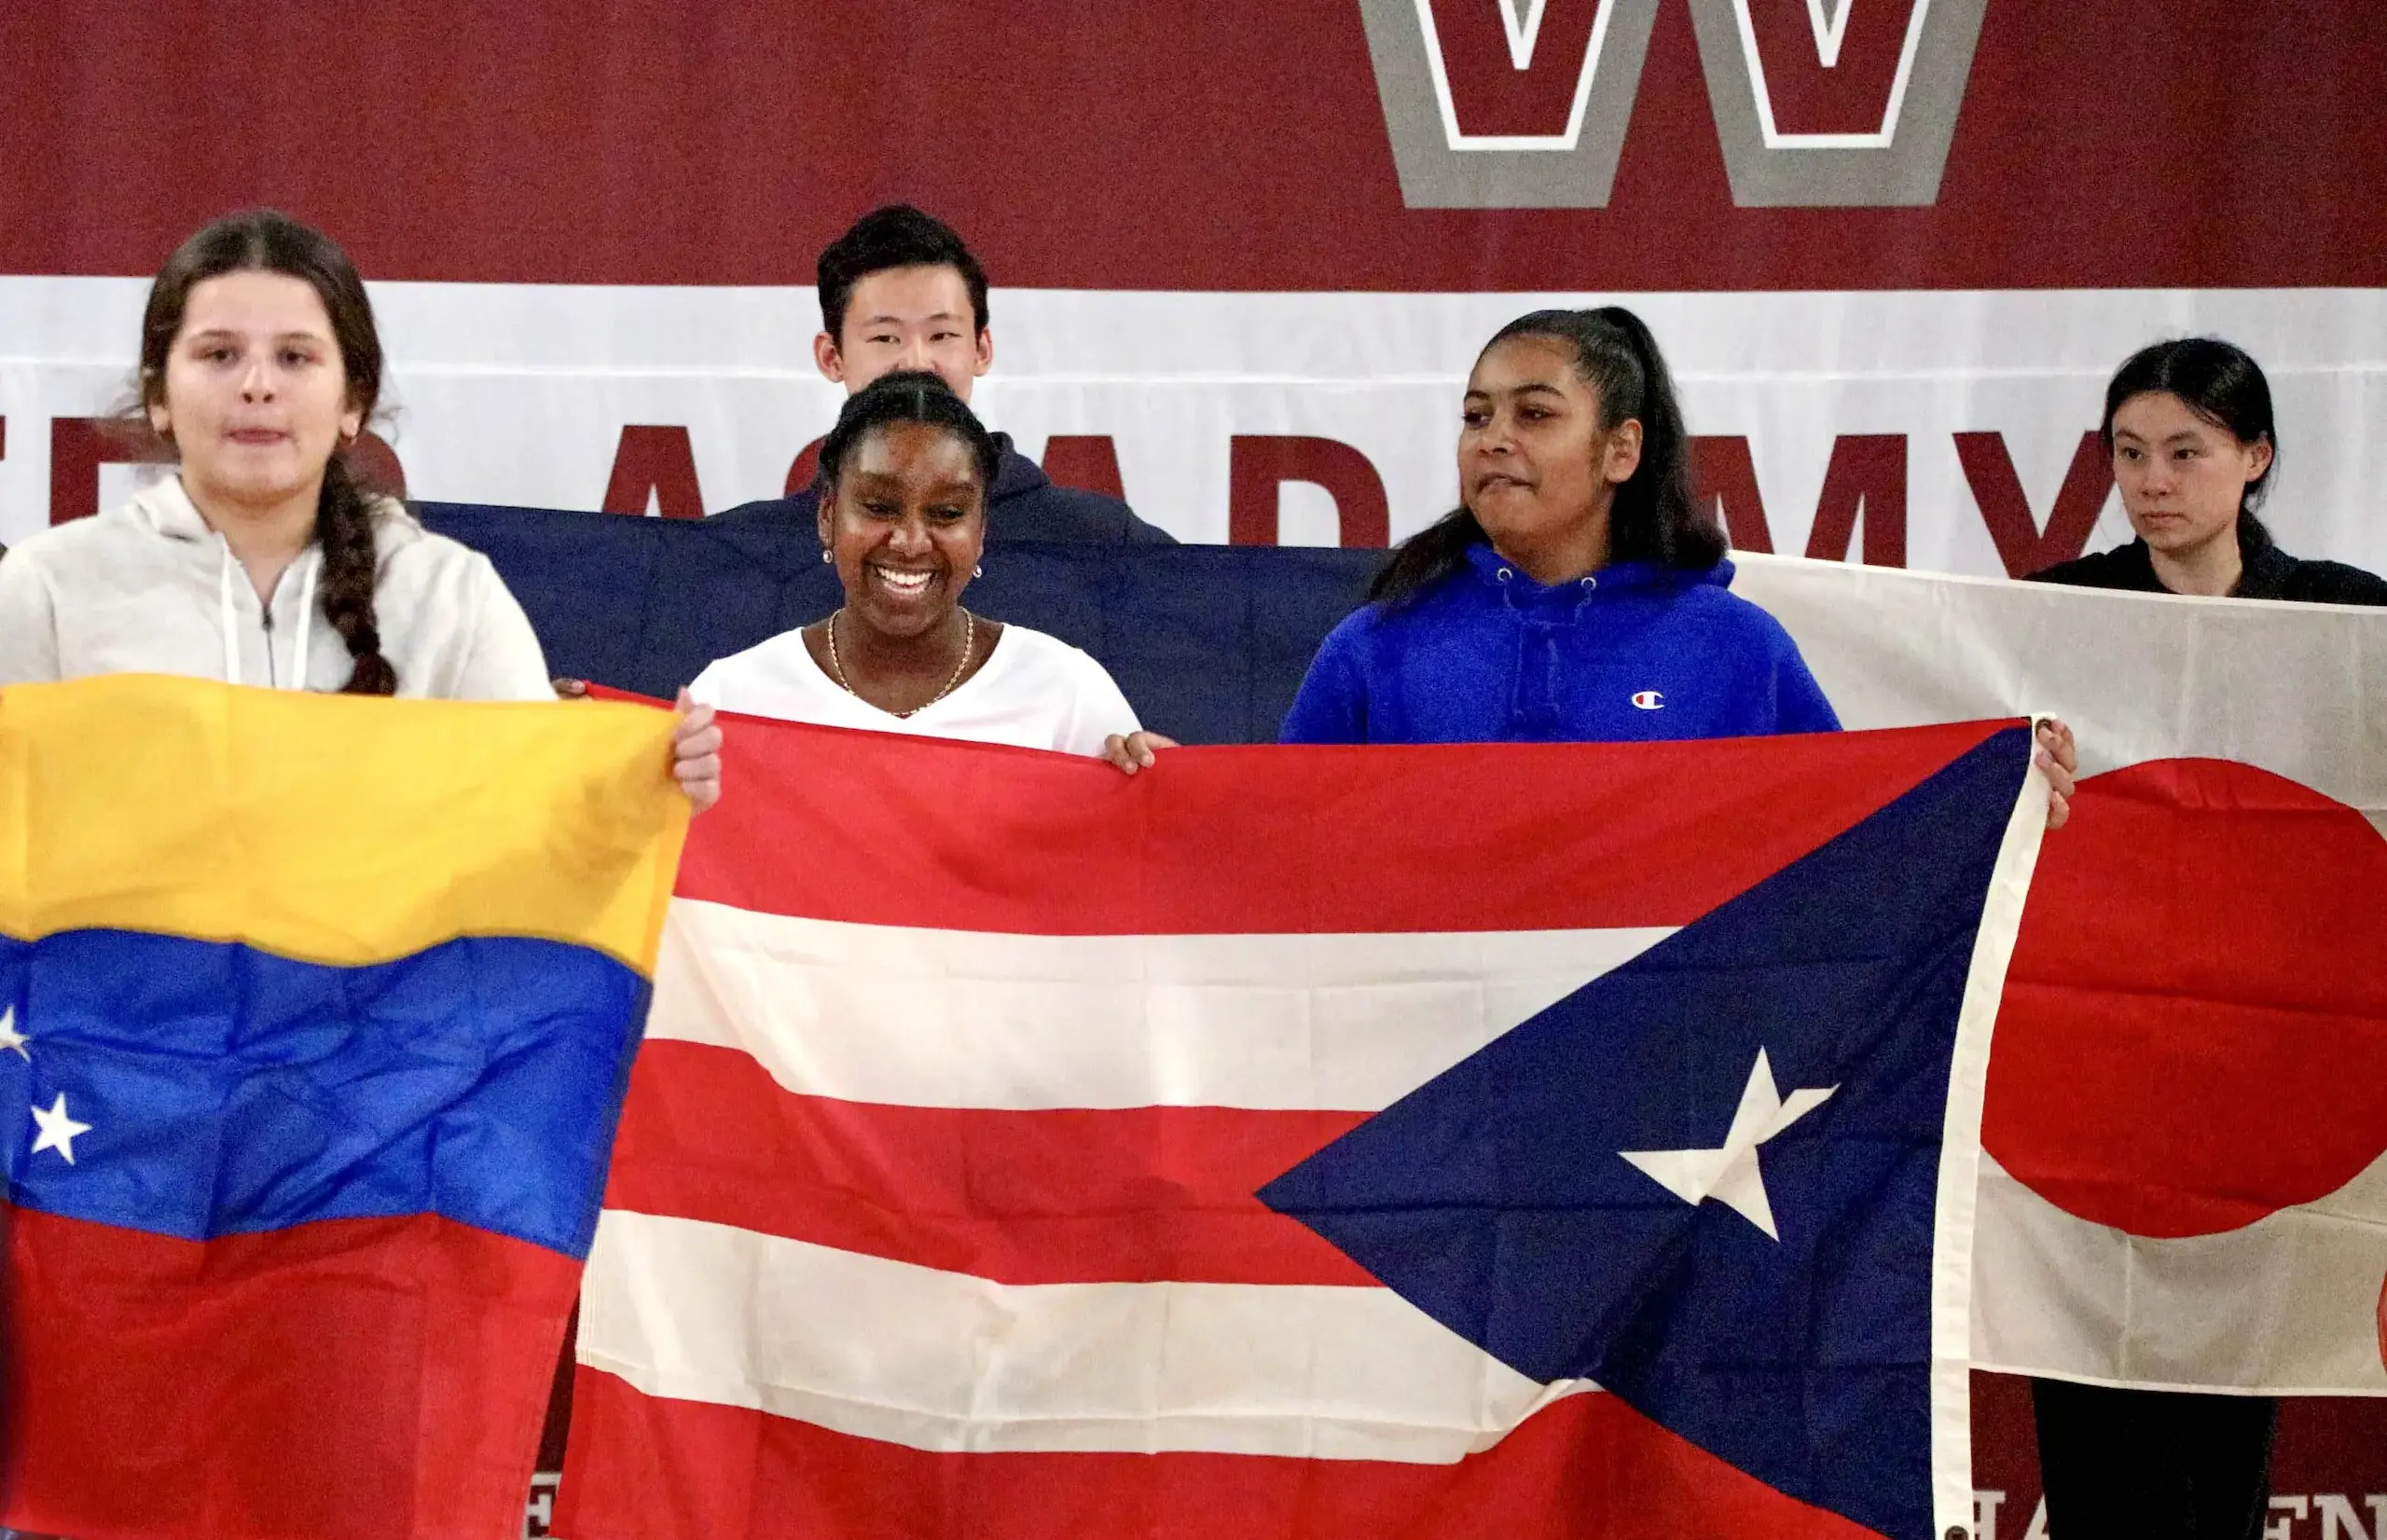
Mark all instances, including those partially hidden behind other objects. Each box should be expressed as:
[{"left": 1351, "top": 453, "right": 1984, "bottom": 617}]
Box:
[{"left": 710, "top": 205, "right": 1172, "bottom": 544}]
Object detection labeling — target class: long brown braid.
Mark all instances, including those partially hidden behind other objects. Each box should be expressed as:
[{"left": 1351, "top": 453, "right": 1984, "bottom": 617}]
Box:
[{"left": 313, "top": 450, "right": 397, "bottom": 694}]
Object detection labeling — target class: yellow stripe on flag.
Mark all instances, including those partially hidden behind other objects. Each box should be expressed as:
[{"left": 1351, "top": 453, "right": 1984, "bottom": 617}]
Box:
[{"left": 0, "top": 675, "right": 688, "bottom": 972}]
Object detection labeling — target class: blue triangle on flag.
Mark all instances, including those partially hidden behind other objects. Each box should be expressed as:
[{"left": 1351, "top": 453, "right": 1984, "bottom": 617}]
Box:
[{"left": 1259, "top": 727, "right": 2031, "bottom": 1540}]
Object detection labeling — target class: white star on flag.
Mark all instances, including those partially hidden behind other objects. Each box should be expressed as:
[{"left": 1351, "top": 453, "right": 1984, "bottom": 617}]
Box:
[
  {"left": 30, "top": 1092, "right": 91, "bottom": 1166},
  {"left": 0, "top": 1007, "right": 26, "bottom": 1061},
  {"left": 1620, "top": 1048, "right": 1838, "bottom": 1242}
]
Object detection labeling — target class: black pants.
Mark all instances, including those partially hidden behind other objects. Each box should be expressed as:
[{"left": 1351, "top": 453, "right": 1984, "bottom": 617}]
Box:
[{"left": 2032, "top": 1379, "right": 2280, "bottom": 1540}]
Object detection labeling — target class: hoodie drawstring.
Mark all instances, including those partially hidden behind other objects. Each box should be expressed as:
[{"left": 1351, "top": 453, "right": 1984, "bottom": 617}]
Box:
[
  {"left": 218, "top": 544, "right": 242, "bottom": 688},
  {"left": 293, "top": 557, "right": 318, "bottom": 690},
  {"left": 1508, "top": 574, "right": 1602, "bottom": 736}
]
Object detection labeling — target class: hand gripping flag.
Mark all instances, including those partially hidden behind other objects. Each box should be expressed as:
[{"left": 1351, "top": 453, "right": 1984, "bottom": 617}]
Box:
[
  {"left": 559, "top": 713, "right": 2048, "bottom": 1540},
  {"left": 0, "top": 675, "right": 688, "bottom": 1540}
]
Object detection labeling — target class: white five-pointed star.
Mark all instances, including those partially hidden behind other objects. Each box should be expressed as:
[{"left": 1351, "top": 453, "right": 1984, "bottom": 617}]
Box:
[
  {"left": 1620, "top": 1048, "right": 1837, "bottom": 1242},
  {"left": 0, "top": 1007, "right": 25, "bottom": 1061},
  {"left": 30, "top": 1093, "right": 92, "bottom": 1165}
]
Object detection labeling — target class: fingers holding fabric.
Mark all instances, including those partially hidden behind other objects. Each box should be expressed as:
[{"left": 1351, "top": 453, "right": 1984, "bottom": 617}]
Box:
[
  {"left": 1102, "top": 730, "right": 1179, "bottom": 776},
  {"left": 673, "top": 688, "right": 724, "bottom": 813},
  {"left": 2035, "top": 717, "right": 2077, "bottom": 831}
]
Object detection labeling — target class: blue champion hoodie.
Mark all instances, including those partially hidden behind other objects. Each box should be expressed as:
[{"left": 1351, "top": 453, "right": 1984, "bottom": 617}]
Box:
[{"left": 1279, "top": 543, "right": 1839, "bottom": 745}]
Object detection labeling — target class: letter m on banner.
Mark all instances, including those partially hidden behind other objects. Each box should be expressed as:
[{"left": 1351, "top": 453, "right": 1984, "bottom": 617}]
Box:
[{"left": 1357, "top": 0, "right": 1986, "bottom": 206}]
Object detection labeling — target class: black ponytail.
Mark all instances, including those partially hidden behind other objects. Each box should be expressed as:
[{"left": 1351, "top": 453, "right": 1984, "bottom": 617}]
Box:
[
  {"left": 1573, "top": 306, "right": 1718, "bottom": 570},
  {"left": 1370, "top": 306, "right": 1725, "bottom": 608}
]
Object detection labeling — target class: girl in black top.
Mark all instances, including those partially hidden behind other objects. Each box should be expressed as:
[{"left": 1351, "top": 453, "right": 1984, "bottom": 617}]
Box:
[
  {"left": 2026, "top": 337, "right": 2384, "bottom": 1540},
  {"left": 2033, "top": 338, "right": 2387, "bottom": 604}
]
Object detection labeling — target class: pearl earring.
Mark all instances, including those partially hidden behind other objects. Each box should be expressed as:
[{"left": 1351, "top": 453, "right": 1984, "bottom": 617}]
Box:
[
  {"left": 973, "top": 564, "right": 984, "bottom": 578},
  {"left": 821, "top": 548, "right": 833, "bottom": 564}
]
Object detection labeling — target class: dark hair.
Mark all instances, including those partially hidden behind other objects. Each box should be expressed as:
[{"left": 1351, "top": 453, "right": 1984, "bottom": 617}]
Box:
[
  {"left": 1369, "top": 306, "right": 1724, "bottom": 607},
  {"left": 817, "top": 205, "right": 989, "bottom": 346},
  {"left": 815, "top": 370, "right": 1002, "bottom": 502},
  {"left": 2102, "top": 337, "right": 2278, "bottom": 532},
  {"left": 141, "top": 209, "right": 395, "bottom": 694}
]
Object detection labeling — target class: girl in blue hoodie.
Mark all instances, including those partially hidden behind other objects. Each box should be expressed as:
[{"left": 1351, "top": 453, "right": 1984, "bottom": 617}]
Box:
[
  {"left": 1281, "top": 306, "right": 2077, "bottom": 809},
  {"left": 1282, "top": 307, "right": 1834, "bottom": 745}
]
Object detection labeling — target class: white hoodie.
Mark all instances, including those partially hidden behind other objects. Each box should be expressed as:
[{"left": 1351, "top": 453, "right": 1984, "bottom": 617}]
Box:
[{"left": 0, "top": 477, "right": 552, "bottom": 699}]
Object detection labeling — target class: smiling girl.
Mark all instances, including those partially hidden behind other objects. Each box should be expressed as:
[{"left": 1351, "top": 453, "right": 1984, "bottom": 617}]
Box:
[
  {"left": 0, "top": 210, "right": 719, "bottom": 805},
  {"left": 689, "top": 370, "right": 1168, "bottom": 772}
]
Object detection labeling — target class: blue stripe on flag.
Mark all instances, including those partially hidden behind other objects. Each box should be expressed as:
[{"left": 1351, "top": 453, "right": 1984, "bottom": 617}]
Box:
[{"left": 0, "top": 930, "right": 645, "bottom": 1260}]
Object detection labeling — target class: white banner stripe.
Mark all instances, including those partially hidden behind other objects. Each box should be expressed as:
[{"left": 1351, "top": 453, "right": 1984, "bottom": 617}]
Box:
[
  {"left": 10, "top": 280, "right": 2387, "bottom": 571},
  {"left": 647, "top": 903, "right": 1674, "bottom": 1110},
  {"left": 1970, "top": 1149, "right": 2387, "bottom": 1395},
  {"left": 580, "top": 1210, "right": 1594, "bottom": 1463}
]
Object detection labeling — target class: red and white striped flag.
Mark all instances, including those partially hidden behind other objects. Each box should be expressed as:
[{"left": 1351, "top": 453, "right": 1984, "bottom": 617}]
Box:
[{"left": 556, "top": 712, "right": 2049, "bottom": 1539}]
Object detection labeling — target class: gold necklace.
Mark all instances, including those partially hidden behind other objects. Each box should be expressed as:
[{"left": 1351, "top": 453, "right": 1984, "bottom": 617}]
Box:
[{"left": 826, "top": 608, "right": 975, "bottom": 719}]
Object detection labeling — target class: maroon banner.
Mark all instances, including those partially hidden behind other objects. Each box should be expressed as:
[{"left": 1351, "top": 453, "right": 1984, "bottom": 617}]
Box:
[{"left": 3, "top": 0, "right": 2382, "bottom": 289}]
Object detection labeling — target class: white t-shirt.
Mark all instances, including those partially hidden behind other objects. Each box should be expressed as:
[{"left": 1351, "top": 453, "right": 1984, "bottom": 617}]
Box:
[{"left": 689, "top": 620, "right": 1140, "bottom": 757}]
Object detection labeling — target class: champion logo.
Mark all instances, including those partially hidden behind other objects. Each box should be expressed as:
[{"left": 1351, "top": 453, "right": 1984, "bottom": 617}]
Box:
[{"left": 1632, "top": 691, "right": 1665, "bottom": 710}]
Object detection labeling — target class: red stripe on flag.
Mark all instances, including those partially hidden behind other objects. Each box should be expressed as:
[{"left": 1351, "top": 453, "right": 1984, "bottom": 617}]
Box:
[
  {"left": 556, "top": 1365, "right": 1879, "bottom": 1540},
  {"left": 1, "top": 1204, "right": 579, "bottom": 1540},
  {"left": 606, "top": 1041, "right": 1378, "bottom": 1286},
  {"left": 684, "top": 719, "right": 2012, "bottom": 935}
]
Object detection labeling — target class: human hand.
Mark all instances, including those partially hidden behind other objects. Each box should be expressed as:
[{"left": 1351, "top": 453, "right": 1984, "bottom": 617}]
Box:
[
  {"left": 1101, "top": 730, "right": 1180, "bottom": 776},
  {"left": 553, "top": 678, "right": 590, "bottom": 700},
  {"left": 2035, "top": 718, "right": 2077, "bottom": 831},
  {"left": 673, "top": 688, "right": 724, "bottom": 813}
]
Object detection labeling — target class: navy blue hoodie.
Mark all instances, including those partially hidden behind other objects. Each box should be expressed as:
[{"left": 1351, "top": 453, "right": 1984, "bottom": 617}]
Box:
[
  {"left": 1279, "top": 543, "right": 1839, "bottom": 745},
  {"left": 709, "top": 433, "right": 1175, "bottom": 543}
]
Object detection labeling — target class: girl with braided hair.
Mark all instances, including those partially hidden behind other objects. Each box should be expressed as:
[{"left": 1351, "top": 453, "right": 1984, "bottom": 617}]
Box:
[{"left": 0, "top": 209, "right": 720, "bottom": 808}]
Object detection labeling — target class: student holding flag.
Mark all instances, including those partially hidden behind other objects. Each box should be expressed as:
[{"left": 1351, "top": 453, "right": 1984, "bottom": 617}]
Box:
[
  {"left": 2033, "top": 337, "right": 2387, "bottom": 604},
  {"left": 2022, "top": 337, "right": 2387, "bottom": 1540},
  {"left": 0, "top": 211, "right": 713, "bottom": 1539},
  {"left": 1280, "top": 306, "right": 2077, "bottom": 814},
  {"left": 689, "top": 369, "right": 1172, "bottom": 772},
  {"left": 0, "top": 208, "right": 721, "bottom": 809}
]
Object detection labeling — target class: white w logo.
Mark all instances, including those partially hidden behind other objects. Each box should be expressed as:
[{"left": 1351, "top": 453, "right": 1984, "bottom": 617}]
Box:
[{"left": 1359, "top": 0, "right": 1987, "bottom": 206}]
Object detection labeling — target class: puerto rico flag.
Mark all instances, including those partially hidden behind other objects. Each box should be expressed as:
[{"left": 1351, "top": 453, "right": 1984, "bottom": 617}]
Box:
[
  {"left": 558, "top": 712, "right": 2049, "bottom": 1540},
  {"left": 0, "top": 676, "right": 688, "bottom": 1540}
]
